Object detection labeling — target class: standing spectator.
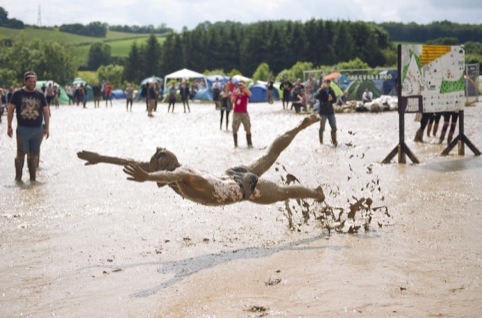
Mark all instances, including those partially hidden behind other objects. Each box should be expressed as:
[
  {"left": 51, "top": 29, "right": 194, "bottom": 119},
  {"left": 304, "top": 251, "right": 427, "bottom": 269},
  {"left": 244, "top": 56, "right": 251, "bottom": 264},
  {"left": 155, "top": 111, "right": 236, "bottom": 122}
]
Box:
[
  {"left": 75, "top": 84, "right": 84, "bottom": 106},
  {"left": 179, "top": 80, "right": 191, "bottom": 113},
  {"left": 0, "top": 87, "right": 5, "bottom": 123},
  {"left": 362, "top": 88, "right": 373, "bottom": 103},
  {"left": 105, "top": 82, "right": 113, "bottom": 107},
  {"left": 46, "top": 82, "right": 55, "bottom": 107},
  {"left": 92, "top": 82, "right": 101, "bottom": 108},
  {"left": 336, "top": 91, "right": 348, "bottom": 107},
  {"left": 53, "top": 84, "right": 60, "bottom": 108},
  {"left": 212, "top": 77, "right": 221, "bottom": 110},
  {"left": 65, "top": 84, "right": 74, "bottom": 105},
  {"left": 7, "top": 86, "right": 15, "bottom": 104},
  {"left": 226, "top": 77, "right": 236, "bottom": 93},
  {"left": 305, "top": 74, "right": 316, "bottom": 108},
  {"left": 125, "top": 83, "right": 134, "bottom": 112},
  {"left": 230, "top": 80, "right": 253, "bottom": 148},
  {"left": 82, "top": 83, "right": 89, "bottom": 108},
  {"left": 100, "top": 80, "right": 106, "bottom": 101},
  {"left": 140, "top": 83, "right": 149, "bottom": 111},
  {"left": 315, "top": 79, "right": 338, "bottom": 147},
  {"left": 426, "top": 113, "right": 442, "bottom": 137},
  {"left": 153, "top": 82, "right": 160, "bottom": 112},
  {"left": 7, "top": 71, "right": 50, "bottom": 182},
  {"left": 158, "top": 80, "right": 164, "bottom": 100},
  {"left": 190, "top": 81, "right": 198, "bottom": 99},
  {"left": 414, "top": 112, "right": 442, "bottom": 142},
  {"left": 267, "top": 76, "right": 274, "bottom": 104},
  {"left": 280, "top": 75, "right": 293, "bottom": 109},
  {"left": 147, "top": 81, "right": 157, "bottom": 117},
  {"left": 438, "top": 112, "right": 459, "bottom": 144},
  {"left": 220, "top": 84, "right": 231, "bottom": 130},
  {"left": 167, "top": 82, "right": 177, "bottom": 113}
]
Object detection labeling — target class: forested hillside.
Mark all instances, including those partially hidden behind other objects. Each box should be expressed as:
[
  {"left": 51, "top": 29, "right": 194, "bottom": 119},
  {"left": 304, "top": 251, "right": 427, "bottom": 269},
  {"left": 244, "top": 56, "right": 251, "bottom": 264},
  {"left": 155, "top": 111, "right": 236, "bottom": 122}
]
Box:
[{"left": 1, "top": 3, "right": 481, "bottom": 87}]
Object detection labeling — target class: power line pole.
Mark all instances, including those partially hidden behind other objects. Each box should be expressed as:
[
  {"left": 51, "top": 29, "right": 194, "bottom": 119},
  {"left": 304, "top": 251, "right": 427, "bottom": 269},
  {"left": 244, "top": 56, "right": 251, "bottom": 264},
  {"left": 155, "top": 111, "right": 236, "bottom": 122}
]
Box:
[{"left": 37, "top": 5, "right": 42, "bottom": 26}]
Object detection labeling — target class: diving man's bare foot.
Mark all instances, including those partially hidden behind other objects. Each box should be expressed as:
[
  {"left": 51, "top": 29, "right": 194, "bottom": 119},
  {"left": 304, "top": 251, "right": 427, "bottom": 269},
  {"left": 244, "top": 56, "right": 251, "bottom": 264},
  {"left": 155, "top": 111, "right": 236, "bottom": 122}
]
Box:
[
  {"left": 315, "top": 185, "right": 325, "bottom": 202},
  {"left": 300, "top": 114, "right": 321, "bottom": 129}
]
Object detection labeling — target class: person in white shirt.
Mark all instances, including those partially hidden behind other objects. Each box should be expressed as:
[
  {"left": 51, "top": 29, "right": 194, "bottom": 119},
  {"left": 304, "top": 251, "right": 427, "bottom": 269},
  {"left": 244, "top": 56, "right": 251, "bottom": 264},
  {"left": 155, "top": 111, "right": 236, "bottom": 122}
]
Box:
[{"left": 362, "top": 88, "right": 373, "bottom": 103}]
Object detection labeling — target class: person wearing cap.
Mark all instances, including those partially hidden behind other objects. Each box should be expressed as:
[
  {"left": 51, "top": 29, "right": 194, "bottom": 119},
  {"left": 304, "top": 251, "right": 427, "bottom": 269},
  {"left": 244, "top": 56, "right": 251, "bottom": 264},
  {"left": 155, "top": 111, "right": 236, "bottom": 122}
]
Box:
[
  {"left": 7, "top": 71, "right": 50, "bottom": 182},
  {"left": 315, "top": 79, "right": 338, "bottom": 147}
]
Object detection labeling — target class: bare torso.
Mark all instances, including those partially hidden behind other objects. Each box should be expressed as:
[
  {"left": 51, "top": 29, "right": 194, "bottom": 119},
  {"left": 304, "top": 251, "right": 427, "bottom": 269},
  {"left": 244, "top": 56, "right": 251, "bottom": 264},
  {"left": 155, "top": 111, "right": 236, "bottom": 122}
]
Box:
[{"left": 167, "top": 167, "right": 247, "bottom": 206}]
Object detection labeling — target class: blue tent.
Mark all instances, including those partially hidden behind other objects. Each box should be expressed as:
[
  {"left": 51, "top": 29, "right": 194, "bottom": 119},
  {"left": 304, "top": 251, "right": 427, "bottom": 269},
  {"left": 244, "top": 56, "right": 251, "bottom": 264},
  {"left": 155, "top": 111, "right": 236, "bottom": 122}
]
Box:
[
  {"left": 249, "top": 84, "right": 280, "bottom": 103},
  {"left": 206, "top": 75, "right": 230, "bottom": 90},
  {"left": 111, "top": 89, "right": 126, "bottom": 99},
  {"left": 194, "top": 88, "right": 213, "bottom": 101}
]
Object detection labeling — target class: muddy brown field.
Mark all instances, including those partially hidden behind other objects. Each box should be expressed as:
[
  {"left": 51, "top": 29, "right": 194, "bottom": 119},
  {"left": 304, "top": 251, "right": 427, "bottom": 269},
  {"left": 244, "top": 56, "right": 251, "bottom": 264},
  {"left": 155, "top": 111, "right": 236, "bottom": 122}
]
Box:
[{"left": 1, "top": 100, "right": 481, "bottom": 317}]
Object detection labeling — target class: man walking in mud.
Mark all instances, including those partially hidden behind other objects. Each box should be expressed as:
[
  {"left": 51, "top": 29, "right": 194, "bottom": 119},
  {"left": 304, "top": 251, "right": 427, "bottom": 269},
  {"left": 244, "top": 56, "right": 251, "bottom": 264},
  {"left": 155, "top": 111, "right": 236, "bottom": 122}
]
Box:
[
  {"left": 77, "top": 114, "right": 324, "bottom": 206},
  {"left": 7, "top": 71, "right": 50, "bottom": 182}
]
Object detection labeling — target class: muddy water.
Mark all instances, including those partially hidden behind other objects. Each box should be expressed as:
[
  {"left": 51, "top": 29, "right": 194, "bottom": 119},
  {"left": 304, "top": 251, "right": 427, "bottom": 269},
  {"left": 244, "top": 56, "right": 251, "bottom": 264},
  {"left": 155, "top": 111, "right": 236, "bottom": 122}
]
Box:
[{"left": 1, "top": 101, "right": 481, "bottom": 317}]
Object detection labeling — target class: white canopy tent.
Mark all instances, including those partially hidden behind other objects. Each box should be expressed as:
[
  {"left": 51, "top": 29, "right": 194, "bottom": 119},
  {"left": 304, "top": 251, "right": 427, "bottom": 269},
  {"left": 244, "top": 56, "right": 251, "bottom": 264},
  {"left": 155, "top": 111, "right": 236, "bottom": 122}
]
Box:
[
  {"left": 232, "top": 75, "right": 253, "bottom": 84},
  {"left": 163, "top": 68, "right": 207, "bottom": 93}
]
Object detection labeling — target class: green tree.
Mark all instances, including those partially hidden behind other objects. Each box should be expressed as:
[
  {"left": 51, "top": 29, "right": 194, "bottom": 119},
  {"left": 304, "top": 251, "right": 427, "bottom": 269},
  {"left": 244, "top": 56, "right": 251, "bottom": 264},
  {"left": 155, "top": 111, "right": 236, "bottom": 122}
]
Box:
[
  {"left": 87, "top": 42, "right": 111, "bottom": 70},
  {"left": 36, "top": 41, "right": 77, "bottom": 84},
  {"left": 0, "top": 35, "right": 76, "bottom": 84},
  {"left": 464, "top": 41, "right": 482, "bottom": 55},
  {"left": 333, "top": 23, "right": 355, "bottom": 62},
  {"left": 0, "top": 7, "right": 8, "bottom": 25},
  {"left": 124, "top": 41, "right": 143, "bottom": 83},
  {"left": 97, "top": 64, "right": 124, "bottom": 88},
  {"left": 143, "top": 34, "right": 162, "bottom": 76},
  {"left": 426, "top": 37, "right": 459, "bottom": 45},
  {"left": 289, "top": 61, "right": 314, "bottom": 81},
  {"left": 252, "top": 62, "right": 271, "bottom": 82},
  {"left": 335, "top": 58, "right": 370, "bottom": 73}
]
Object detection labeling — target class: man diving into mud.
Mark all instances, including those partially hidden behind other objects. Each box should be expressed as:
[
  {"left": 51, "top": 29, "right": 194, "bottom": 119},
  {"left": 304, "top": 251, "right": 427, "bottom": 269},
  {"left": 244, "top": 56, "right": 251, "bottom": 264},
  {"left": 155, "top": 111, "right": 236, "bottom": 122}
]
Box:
[{"left": 77, "top": 114, "right": 324, "bottom": 206}]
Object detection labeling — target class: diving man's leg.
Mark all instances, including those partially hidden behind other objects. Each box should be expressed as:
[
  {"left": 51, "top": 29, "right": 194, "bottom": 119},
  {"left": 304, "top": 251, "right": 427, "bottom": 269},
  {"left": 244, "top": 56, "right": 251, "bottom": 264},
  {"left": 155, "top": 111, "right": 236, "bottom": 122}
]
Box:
[
  {"left": 245, "top": 114, "right": 320, "bottom": 177},
  {"left": 248, "top": 179, "right": 325, "bottom": 204}
]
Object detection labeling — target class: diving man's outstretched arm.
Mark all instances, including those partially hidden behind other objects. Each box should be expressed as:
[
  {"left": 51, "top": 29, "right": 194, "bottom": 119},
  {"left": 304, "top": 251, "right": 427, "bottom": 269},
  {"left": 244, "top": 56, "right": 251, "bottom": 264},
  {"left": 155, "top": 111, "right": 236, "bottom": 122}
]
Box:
[{"left": 77, "top": 150, "right": 151, "bottom": 171}]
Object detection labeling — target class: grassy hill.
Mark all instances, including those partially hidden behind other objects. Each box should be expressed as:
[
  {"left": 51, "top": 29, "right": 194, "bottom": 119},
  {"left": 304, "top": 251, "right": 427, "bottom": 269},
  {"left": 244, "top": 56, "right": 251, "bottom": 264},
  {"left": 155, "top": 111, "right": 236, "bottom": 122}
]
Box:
[{"left": 0, "top": 26, "right": 167, "bottom": 64}]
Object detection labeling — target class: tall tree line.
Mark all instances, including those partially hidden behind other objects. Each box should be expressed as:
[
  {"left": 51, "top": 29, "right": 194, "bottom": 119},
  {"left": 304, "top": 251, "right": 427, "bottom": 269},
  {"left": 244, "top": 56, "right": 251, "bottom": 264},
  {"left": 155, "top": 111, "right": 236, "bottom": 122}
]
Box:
[
  {"left": 124, "top": 19, "right": 392, "bottom": 83},
  {"left": 380, "top": 20, "right": 482, "bottom": 44}
]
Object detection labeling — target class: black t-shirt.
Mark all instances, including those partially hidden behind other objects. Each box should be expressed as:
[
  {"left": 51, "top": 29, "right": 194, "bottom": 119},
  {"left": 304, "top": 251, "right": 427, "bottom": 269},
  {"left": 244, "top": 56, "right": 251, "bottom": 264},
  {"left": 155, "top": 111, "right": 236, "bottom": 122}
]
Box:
[
  {"left": 267, "top": 81, "right": 274, "bottom": 90},
  {"left": 315, "top": 88, "right": 337, "bottom": 115},
  {"left": 148, "top": 86, "right": 157, "bottom": 99},
  {"left": 280, "top": 80, "right": 293, "bottom": 92},
  {"left": 10, "top": 88, "right": 47, "bottom": 127},
  {"left": 92, "top": 85, "right": 101, "bottom": 97}
]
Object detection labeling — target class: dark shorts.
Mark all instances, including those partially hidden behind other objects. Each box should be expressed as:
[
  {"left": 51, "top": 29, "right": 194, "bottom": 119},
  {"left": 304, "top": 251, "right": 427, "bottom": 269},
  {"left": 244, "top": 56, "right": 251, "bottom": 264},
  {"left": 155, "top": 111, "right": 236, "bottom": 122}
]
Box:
[
  {"left": 283, "top": 92, "right": 290, "bottom": 102},
  {"left": 225, "top": 166, "right": 258, "bottom": 200},
  {"left": 16, "top": 125, "right": 43, "bottom": 154}
]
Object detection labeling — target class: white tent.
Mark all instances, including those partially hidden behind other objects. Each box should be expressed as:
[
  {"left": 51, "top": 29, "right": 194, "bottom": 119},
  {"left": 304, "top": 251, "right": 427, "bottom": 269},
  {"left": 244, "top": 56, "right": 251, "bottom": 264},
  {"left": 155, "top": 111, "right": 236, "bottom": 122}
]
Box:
[
  {"left": 163, "top": 68, "right": 207, "bottom": 93},
  {"left": 232, "top": 75, "right": 253, "bottom": 84}
]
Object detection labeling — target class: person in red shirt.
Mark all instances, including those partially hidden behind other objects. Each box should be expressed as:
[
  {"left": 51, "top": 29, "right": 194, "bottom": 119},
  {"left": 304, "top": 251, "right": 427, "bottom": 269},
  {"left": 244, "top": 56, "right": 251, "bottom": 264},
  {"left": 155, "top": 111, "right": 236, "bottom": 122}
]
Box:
[
  {"left": 230, "top": 80, "right": 253, "bottom": 148},
  {"left": 105, "top": 83, "right": 112, "bottom": 107},
  {"left": 227, "top": 77, "right": 236, "bottom": 93}
]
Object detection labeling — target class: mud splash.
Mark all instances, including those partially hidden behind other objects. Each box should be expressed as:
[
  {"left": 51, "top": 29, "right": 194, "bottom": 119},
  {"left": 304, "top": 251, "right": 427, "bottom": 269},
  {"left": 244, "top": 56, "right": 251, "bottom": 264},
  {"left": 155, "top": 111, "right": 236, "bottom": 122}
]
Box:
[{"left": 276, "top": 162, "right": 391, "bottom": 233}]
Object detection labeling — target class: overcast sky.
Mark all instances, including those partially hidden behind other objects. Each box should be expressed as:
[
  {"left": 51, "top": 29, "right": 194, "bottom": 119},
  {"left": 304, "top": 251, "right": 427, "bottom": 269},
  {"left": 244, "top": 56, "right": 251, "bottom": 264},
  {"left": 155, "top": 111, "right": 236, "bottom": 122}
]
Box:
[{"left": 4, "top": 0, "right": 482, "bottom": 32}]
